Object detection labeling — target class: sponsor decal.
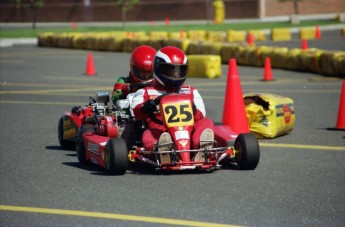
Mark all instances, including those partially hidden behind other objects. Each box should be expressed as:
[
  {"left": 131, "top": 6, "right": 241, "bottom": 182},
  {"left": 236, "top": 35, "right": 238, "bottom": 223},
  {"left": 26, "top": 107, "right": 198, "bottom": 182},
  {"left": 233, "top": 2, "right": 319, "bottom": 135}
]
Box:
[
  {"left": 175, "top": 130, "right": 189, "bottom": 140},
  {"left": 88, "top": 142, "right": 100, "bottom": 156},
  {"left": 162, "top": 101, "right": 194, "bottom": 127},
  {"left": 276, "top": 103, "right": 294, "bottom": 123},
  {"left": 90, "top": 157, "right": 98, "bottom": 164},
  {"left": 63, "top": 128, "right": 77, "bottom": 139},
  {"left": 259, "top": 116, "right": 269, "bottom": 127},
  {"left": 178, "top": 139, "right": 188, "bottom": 147},
  {"left": 63, "top": 118, "right": 72, "bottom": 128},
  {"left": 180, "top": 86, "right": 191, "bottom": 94}
]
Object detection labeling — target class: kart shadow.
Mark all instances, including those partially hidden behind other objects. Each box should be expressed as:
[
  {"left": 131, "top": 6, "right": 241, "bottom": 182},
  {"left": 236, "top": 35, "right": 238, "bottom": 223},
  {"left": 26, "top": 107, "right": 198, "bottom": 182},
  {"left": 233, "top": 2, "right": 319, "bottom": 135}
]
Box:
[
  {"left": 46, "top": 145, "right": 75, "bottom": 152},
  {"left": 63, "top": 162, "right": 112, "bottom": 176}
]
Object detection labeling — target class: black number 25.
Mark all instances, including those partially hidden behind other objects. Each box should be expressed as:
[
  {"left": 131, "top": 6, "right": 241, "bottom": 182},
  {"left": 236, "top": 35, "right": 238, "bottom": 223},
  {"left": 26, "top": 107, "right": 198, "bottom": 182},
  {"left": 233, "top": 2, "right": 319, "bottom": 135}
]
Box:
[{"left": 164, "top": 104, "right": 193, "bottom": 123}]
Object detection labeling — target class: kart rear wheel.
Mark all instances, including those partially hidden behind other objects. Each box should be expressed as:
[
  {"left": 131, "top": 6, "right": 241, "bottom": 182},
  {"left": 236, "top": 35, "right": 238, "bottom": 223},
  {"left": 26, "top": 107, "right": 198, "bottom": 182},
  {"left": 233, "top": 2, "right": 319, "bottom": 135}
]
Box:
[
  {"left": 234, "top": 133, "right": 260, "bottom": 170},
  {"left": 76, "top": 125, "right": 94, "bottom": 164},
  {"left": 58, "top": 117, "right": 75, "bottom": 150},
  {"left": 105, "top": 138, "right": 128, "bottom": 175}
]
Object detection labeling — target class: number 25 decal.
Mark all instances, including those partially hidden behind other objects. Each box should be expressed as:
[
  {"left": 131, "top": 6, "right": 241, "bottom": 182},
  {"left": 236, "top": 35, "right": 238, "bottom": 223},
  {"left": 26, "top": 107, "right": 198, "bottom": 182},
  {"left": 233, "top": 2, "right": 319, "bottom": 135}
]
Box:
[{"left": 162, "top": 102, "right": 194, "bottom": 127}]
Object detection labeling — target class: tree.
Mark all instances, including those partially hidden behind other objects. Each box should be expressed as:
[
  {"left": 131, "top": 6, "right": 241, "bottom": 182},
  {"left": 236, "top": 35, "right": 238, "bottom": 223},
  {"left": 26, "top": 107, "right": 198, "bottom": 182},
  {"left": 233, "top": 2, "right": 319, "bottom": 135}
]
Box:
[
  {"left": 276, "top": 0, "right": 305, "bottom": 15},
  {"left": 114, "top": 0, "right": 140, "bottom": 27},
  {"left": 11, "top": 0, "right": 44, "bottom": 29}
]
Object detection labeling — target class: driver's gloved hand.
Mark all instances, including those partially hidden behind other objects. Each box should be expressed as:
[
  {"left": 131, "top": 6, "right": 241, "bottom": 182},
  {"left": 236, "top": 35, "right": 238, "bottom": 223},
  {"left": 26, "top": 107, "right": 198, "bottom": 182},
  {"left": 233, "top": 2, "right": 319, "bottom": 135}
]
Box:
[{"left": 141, "top": 99, "right": 156, "bottom": 114}]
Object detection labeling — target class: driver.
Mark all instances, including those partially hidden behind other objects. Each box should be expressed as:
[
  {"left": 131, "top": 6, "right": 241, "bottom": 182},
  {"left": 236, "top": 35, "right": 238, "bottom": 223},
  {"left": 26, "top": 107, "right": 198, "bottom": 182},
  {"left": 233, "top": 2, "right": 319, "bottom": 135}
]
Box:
[
  {"left": 112, "top": 45, "right": 157, "bottom": 106},
  {"left": 130, "top": 46, "right": 214, "bottom": 161}
]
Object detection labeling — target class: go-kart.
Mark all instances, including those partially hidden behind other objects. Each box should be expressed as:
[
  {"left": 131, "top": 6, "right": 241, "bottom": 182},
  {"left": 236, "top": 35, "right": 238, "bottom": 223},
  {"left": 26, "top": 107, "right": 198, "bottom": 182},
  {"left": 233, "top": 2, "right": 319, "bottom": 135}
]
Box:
[
  {"left": 57, "top": 81, "right": 153, "bottom": 149},
  {"left": 73, "top": 91, "right": 260, "bottom": 175},
  {"left": 57, "top": 92, "right": 120, "bottom": 149}
]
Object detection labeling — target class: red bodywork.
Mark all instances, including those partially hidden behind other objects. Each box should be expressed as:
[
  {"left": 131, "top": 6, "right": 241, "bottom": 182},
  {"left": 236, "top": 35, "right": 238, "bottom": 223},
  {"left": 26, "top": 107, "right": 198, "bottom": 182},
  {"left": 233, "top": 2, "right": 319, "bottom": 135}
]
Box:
[{"left": 70, "top": 93, "right": 258, "bottom": 173}]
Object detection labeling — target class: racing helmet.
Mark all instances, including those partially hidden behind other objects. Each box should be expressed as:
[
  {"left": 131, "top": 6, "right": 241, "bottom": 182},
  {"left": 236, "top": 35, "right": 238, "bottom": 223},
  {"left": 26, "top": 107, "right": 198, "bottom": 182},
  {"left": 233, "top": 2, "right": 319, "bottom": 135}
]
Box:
[
  {"left": 153, "top": 46, "right": 188, "bottom": 91},
  {"left": 129, "top": 45, "right": 157, "bottom": 83}
]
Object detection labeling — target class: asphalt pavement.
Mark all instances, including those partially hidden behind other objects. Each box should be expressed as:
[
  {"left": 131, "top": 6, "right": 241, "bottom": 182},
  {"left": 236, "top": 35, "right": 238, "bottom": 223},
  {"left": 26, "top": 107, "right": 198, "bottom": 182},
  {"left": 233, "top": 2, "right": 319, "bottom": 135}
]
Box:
[{"left": 0, "top": 35, "right": 344, "bottom": 227}]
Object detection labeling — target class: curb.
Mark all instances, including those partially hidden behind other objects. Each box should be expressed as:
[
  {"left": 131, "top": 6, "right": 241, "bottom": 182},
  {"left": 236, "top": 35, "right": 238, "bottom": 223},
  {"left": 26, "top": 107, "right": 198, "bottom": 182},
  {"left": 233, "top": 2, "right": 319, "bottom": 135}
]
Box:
[{"left": 0, "top": 38, "right": 37, "bottom": 48}]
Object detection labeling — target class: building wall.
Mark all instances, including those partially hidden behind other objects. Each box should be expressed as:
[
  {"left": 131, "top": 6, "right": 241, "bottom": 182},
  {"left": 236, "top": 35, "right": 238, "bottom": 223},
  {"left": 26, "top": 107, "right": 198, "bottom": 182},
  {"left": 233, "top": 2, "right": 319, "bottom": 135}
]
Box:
[
  {"left": 0, "top": 0, "right": 343, "bottom": 23},
  {"left": 265, "top": 0, "right": 345, "bottom": 16}
]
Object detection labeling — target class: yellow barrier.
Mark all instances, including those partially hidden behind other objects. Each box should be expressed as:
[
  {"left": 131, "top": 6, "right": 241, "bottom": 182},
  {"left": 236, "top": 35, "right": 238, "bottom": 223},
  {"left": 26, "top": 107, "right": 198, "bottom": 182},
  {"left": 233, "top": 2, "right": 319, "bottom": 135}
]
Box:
[
  {"left": 149, "top": 31, "right": 169, "bottom": 40},
  {"left": 299, "top": 27, "right": 315, "bottom": 40},
  {"left": 165, "top": 39, "right": 190, "bottom": 52},
  {"left": 248, "top": 30, "right": 267, "bottom": 41},
  {"left": 226, "top": 30, "right": 245, "bottom": 42},
  {"left": 188, "top": 30, "right": 207, "bottom": 41},
  {"left": 36, "top": 30, "right": 345, "bottom": 78},
  {"left": 271, "top": 28, "right": 291, "bottom": 41},
  {"left": 207, "top": 31, "right": 226, "bottom": 42},
  {"left": 186, "top": 55, "right": 222, "bottom": 78},
  {"left": 168, "top": 31, "right": 187, "bottom": 39},
  {"left": 200, "top": 41, "right": 223, "bottom": 55}
]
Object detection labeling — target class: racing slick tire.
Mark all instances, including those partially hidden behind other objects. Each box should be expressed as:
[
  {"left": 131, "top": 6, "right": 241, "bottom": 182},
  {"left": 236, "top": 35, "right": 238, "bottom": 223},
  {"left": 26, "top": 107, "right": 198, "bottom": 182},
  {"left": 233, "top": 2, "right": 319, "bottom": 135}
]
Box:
[
  {"left": 234, "top": 133, "right": 260, "bottom": 170},
  {"left": 76, "top": 125, "right": 94, "bottom": 164},
  {"left": 105, "top": 138, "right": 128, "bottom": 175},
  {"left": 58, "top": 117, "right": 76, "bottom": 150}
]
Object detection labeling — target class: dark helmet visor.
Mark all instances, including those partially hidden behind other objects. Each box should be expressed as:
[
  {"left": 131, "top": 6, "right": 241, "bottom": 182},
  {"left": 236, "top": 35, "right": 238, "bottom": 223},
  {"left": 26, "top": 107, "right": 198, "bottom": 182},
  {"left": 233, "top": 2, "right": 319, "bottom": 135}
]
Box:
[
  {"left": 132, "top": 65, "right": 153, "bottom": 80},
  {"left": 158, "top": 63, "right": 188, "bottom": 79}
]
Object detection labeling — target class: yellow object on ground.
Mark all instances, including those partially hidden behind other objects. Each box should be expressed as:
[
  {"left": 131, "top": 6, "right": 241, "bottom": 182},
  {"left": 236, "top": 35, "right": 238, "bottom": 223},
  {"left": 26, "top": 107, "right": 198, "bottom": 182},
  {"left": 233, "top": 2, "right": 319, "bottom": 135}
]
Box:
[
  {"left": 244, "top": 93, "right": 295, "bottom": 139},
  {"left": 299, "top": 27, "right": 315, "bottom": 40},
  {"left": 271, "top": 28, "right": 291, "bottom": 41},
  {"left": 226, "top": 30, "right": 245, "bottom": 42},
  {"left": 186, "top": 55, "right": 222, "bottom": 78}
]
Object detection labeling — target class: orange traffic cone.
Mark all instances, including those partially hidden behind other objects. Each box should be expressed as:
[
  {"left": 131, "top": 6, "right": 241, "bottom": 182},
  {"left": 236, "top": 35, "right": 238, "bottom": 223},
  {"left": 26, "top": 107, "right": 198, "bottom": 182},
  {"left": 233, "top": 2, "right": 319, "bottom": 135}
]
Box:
[
  {"left": 71, "top": 22, "right": 77, "bottom": 29},
  {"left": 263, "top": 57, "right": 274, "bottom": 81},
  {"left": 247, "top": 33, "right": 254, "bottom": 46},
  {"left": 315, "top": 25, "right": 321, "bottom": 39},
  {"left": 222, "top": 59, "right": 250, "bottom": 134},
  {"left": 85, "top": 52, "right": 96, "bottom": 76},
  {"left": 336, "top": 81, "right": 345, "bottom": 129},
  {"left": 301, "top": 39, "right": 308, "bottom": 50},
  {"left": 165, "top": 17, "right": 170, "bottom": 26}
]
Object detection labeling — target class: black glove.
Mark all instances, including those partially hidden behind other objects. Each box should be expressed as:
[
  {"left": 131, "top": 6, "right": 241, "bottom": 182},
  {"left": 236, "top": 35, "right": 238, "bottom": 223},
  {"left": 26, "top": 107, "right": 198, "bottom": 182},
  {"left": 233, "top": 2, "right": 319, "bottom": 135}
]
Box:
[{"left": 141, "top": 99, "right": 156, "bottom": 114}]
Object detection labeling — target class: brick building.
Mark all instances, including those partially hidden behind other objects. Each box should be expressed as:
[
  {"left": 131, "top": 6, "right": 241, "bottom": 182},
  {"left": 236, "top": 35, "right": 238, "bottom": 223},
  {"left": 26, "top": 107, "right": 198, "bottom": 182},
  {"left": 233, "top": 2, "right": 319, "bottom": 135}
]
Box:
[{"left": 0, "top": 0, "right": 344, "bottom": 23}]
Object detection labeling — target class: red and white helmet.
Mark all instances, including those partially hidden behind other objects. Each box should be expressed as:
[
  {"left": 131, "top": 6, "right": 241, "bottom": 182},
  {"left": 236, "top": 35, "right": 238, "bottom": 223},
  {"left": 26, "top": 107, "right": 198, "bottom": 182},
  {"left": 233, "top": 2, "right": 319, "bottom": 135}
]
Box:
[
  {"left": 153, "top": 46, "right": 188, "bottom": 91},
  {"left": 129, "top": 45, "right": 156, "bottom": 83}
]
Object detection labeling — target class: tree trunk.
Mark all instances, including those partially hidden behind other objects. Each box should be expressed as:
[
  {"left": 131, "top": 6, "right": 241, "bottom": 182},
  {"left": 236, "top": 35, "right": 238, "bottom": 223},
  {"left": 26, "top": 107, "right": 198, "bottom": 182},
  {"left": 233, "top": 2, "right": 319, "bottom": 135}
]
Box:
[
  {"left": 293, "top": 0, "right": 299, "bottom": 15},
  {"left": 30, "top": 0, "right": 37, "bottom": 29}
]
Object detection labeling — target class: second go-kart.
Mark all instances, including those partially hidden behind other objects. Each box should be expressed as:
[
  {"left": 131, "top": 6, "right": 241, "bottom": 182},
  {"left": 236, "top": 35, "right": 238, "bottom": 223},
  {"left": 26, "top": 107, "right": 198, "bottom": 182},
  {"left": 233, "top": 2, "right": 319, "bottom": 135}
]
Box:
[{"left": 75, "top": 91, "right": 260, "bottom": 175}]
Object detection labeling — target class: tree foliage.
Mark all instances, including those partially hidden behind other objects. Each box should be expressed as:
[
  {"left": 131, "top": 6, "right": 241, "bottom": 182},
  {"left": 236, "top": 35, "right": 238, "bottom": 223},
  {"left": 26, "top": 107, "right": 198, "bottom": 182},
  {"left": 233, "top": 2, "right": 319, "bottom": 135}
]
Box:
[
  {"left": 113, "top": 0, "right": 141, "bottom": 27},
  {"left": 10, "top": 0, "right": 45, "bottom": 28}
]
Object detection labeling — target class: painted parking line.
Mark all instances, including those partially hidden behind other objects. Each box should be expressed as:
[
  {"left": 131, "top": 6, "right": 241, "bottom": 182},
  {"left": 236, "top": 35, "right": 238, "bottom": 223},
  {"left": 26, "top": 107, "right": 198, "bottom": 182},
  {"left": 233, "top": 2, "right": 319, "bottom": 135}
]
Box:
[
  {"left": 260, "top": 142, "right": 345, "bottom": 151},
  {"left": 0, "top": 205, "right": 244, "bottom": 227}
]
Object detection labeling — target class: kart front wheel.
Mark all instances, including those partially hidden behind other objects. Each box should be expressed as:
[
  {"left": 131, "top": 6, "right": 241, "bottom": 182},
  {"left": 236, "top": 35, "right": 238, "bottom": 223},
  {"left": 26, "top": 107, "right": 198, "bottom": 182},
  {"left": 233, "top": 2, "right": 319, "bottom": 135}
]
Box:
[
  {"left": 105, "top": 138, "right": 128, "bottom": 175},
  {"left": 234, "top": 133, "right": 260, "bottom": 170}
]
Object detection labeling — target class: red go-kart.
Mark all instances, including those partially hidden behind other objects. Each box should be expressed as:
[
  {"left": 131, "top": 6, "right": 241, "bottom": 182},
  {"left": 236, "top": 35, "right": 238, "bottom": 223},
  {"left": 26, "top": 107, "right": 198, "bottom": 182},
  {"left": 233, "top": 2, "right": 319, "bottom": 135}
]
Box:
[{"left": 70, "top": 91, "right": 260, "bottom": 175}]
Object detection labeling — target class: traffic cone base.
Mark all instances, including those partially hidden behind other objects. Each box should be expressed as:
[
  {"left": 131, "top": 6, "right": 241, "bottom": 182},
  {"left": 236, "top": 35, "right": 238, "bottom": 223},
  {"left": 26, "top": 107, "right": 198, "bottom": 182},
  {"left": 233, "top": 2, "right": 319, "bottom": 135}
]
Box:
[
  {"left": 222, "top": 59, "right": 250, "bottom": 134},
  {"left": 85, "top": 53, "right": 96, "bottom": 76}
]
